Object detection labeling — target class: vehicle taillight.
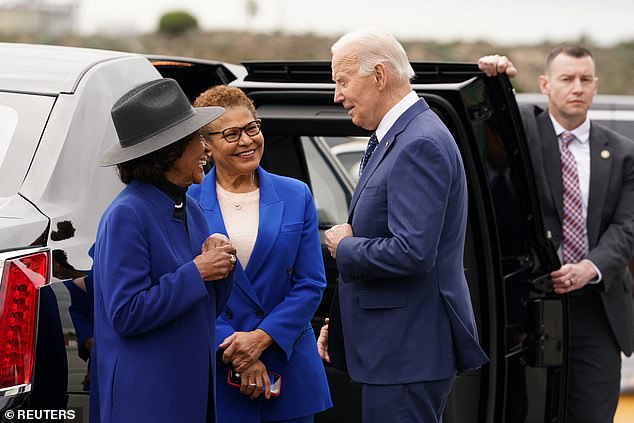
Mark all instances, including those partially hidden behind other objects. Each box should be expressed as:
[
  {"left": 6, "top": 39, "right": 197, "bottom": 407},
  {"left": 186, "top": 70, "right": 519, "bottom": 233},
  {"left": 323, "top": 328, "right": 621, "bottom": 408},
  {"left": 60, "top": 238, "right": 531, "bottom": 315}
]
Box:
[{"left": 0, "top": 252, "right": 49, "bottom": 389}]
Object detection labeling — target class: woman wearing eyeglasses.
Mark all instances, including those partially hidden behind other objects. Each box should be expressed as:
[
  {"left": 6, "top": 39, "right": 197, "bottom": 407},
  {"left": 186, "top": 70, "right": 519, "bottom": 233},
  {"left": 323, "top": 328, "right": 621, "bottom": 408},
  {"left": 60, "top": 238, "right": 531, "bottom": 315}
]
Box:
[{"left": 188, "top": 86, "right": 331, "bottom": 423}]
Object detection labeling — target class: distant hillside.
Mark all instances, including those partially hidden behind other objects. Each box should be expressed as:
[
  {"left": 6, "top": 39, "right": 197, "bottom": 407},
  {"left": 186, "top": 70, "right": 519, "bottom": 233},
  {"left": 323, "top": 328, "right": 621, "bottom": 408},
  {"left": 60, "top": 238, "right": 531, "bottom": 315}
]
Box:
[{"left": 3, "top": 30, "right": 633, "bottom": 94}]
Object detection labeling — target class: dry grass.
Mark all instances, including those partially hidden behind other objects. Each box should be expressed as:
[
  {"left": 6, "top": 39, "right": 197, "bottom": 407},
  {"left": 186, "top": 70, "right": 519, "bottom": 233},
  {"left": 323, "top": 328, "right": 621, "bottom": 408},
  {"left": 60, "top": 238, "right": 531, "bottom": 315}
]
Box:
[{"left": 2, "top": 30, "right": 633, "bottom": 94}]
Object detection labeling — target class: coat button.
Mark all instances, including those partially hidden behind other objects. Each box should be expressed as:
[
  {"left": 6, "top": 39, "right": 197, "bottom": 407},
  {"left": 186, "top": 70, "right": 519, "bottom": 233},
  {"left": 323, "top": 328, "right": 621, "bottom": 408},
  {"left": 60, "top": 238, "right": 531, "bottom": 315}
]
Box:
[
  {"left": 225, "top": 308, "right": 233, "bottom": 319},
  {"left": 256, "top": 309, "right": 264, "bottom": 318}
]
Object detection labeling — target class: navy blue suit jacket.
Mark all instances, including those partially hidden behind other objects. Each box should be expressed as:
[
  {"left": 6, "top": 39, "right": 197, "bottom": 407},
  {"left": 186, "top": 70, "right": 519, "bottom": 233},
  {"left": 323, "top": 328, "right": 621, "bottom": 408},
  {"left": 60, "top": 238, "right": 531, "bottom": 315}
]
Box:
[
  {"left": 329, "top": 98, "right": 488, "bottom": 384},
  {"left": 91, "top": 181, "right": 232, "bottom": 423},
  {"left": 189, "top": 167, "right": 332, "bottom": 422}
]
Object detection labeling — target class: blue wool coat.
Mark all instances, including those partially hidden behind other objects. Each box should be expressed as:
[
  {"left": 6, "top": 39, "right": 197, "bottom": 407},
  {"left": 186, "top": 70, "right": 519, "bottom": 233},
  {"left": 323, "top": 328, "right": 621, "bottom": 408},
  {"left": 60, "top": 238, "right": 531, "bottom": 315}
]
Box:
[
  {"left": 189, "top": 166, "right": 332, "bottom": 422},
  {"left": 91, "top": 180, "right": 232, "bottom": 423}
]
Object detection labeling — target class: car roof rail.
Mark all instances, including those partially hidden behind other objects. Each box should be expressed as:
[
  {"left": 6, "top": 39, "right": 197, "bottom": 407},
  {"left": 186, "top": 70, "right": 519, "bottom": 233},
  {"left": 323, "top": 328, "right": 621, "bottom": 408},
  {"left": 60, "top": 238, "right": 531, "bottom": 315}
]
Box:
[{"left": 242, "top": 61, "right": 482, "bottom": 84}]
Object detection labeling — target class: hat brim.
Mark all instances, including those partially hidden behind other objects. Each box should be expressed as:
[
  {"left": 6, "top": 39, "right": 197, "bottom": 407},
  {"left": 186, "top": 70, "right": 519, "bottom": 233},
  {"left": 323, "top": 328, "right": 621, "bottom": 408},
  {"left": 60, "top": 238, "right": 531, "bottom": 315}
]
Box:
[{"left": 97, "top": 106, "right": 224, "bottom": 167}]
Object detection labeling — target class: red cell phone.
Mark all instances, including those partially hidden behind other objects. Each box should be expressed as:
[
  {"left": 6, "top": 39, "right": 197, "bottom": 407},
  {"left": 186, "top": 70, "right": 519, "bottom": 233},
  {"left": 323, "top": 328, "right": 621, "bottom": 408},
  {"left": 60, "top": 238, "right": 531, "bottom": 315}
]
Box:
[{"left": 227, "top": 368, "right": 281, "bottom": 397}]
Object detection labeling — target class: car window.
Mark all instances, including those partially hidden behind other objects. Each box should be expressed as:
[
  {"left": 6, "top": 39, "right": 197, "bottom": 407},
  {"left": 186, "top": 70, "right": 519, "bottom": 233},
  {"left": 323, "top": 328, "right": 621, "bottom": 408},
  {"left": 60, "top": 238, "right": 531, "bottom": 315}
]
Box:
[
  {"left": 336, "top": 152, "right": 361, "bottom": 184},
  {"left": 300, "top": 136, "right": 349, "bottom": 227},
  {"left": 0, "top": 106, "right": 18, "bottom": 165},
  {"left": 0, "top": 93, "right": 54, "bottom": 198},
  {"left": 329, "top": 137, "right": 367, "bottom": 186},
  {"left": 475, "top": 117, "right": 531, "bottom": 258}
]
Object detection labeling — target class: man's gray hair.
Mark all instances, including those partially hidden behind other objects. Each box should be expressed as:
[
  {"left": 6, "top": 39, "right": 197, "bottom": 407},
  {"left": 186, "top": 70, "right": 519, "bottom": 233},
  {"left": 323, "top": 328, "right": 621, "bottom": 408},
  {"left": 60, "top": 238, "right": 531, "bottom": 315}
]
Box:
[{"left": 331, "top": 28, "right": 415, "bottom": 82}]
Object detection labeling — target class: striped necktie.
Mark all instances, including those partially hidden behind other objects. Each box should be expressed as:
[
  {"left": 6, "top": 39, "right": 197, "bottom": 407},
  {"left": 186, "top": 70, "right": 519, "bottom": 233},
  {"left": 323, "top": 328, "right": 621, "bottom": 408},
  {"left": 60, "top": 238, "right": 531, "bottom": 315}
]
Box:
[{"left": 559, "top": 131, "right": 589, "bottom": 264}]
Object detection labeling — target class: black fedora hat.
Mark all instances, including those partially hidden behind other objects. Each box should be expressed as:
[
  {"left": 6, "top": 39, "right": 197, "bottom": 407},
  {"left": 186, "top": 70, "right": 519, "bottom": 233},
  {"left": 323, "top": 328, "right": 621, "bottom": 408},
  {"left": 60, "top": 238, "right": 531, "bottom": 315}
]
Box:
[{"left": 98, "top": 78, "right": 224, "bottom": 166}]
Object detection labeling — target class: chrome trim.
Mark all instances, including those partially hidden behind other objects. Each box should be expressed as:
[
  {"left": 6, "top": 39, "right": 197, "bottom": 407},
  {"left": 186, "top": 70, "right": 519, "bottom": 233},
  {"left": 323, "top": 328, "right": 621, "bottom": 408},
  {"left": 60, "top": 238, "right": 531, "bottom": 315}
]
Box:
[
  {"left": 0, "top": 247, "right": 50, "bottom": 277},
  {"left": 0, "top": 247, "right": 50, "bottom": 268},
  {"left": 0, "top": 383, "right": 31, "bottom": 397}
]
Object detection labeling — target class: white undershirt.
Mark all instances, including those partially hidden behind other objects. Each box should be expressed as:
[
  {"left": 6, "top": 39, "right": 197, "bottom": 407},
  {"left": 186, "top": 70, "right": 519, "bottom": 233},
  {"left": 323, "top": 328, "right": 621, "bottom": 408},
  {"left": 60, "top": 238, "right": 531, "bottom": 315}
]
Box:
[{"left": 216, "top": 183, "right": 260, "bottom": 270}]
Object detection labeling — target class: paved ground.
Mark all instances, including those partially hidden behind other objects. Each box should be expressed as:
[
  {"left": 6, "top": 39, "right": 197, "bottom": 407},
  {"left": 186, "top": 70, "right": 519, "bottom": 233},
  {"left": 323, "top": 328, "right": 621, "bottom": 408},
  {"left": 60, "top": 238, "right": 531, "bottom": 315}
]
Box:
[
  {"left": 615, "top": 394, "right": 634, "bottom": 422},
  {"left": 615, "top": 353, "right": 634, "bottom": 422},
  {"left": 622, "top": 353, "right": 634, "bottom": 392}
]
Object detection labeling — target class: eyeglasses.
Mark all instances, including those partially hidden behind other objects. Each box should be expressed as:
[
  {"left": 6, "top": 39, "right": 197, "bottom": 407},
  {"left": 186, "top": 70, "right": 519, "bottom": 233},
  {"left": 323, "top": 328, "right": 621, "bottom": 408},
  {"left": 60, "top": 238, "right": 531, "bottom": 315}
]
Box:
[{"left": 204, "top": 119, "right": 262, "bottom": 143}]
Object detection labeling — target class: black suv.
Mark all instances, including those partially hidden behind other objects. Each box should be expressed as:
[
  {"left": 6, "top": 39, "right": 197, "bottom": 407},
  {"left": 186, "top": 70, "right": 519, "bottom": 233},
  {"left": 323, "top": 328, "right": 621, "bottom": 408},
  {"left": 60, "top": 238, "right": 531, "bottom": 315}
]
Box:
[{"left": 0, "top": 44, "right": 564, "bottom": 422}]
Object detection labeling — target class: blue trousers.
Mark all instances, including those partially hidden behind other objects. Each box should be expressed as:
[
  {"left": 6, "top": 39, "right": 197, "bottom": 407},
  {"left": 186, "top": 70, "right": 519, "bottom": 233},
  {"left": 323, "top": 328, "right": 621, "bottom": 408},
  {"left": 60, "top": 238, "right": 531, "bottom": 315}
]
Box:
[
  {"left": 263, "top": 415, "right": 313, "bottom": 423},
  {"left": 362, "top": 377, "right": 454, "bottom": 423}
]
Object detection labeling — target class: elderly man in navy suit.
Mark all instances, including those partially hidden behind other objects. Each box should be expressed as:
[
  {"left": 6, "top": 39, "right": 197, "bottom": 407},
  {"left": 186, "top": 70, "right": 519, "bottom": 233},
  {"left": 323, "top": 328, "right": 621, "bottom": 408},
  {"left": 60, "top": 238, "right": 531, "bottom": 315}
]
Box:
[{"left": 317, "top": 29, "right": 488, "bottom": 422}]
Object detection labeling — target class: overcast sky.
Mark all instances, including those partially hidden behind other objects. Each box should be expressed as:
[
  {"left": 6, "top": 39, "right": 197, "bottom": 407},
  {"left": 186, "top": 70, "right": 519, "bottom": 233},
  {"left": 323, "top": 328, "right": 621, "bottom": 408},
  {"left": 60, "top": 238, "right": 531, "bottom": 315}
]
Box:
[{"left": 5, "top": 0, "right": 634, "bottom": 45}]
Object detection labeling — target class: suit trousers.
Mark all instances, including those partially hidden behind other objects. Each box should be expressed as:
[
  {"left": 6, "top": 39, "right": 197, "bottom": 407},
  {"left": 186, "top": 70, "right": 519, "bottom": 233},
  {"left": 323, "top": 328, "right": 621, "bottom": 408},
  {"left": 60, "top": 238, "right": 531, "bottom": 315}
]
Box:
[
  {"left": 263, "top": 416, "right": 313, "bottom": 423},
  {"left": 361, "top": 377, "right": 454, "bottom": 423},
  {"left": 566, "top": 292, "right": 621, "bottom": 423}
]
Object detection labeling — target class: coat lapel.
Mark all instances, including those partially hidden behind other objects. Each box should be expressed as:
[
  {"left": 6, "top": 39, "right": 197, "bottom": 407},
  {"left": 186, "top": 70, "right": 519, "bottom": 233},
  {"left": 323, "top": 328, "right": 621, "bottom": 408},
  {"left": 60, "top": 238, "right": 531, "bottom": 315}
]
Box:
[
  {"left": 348, "top": 99, "right": 428, "bottom": 218},
  {"left": 245, "top": 167, "right": 284, "bottom": 280},
  {"left": 586, "top": 124, "right": 612, "bottom": 247},
  {"left": 537, "top": 112, "right": 564, "bottom": 222},
  {"left": 196, "top": 168, "right": 230, "bottom": 238},
  {"left": 197, "top": 167, "right": 262, "bottom": 306}
]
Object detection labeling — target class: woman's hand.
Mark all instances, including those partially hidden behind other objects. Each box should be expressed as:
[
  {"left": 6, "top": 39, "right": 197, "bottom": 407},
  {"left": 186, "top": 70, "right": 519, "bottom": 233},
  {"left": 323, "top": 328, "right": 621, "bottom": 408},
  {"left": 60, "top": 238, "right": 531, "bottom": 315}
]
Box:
[
  {"left": 220, "top": 329, "right": 274, "bottom": 372},
  {"left": 317, "top": 318, "right": 330, "bottom": 363},
  {"left": 237, "top": 360, "right": 271, "bottom": 399},
  {"left": 201, "top": 233, "right": 231, "bottom": 253},
  {"left": 194, "top": 236, "right": 236, "bottom": 281}
]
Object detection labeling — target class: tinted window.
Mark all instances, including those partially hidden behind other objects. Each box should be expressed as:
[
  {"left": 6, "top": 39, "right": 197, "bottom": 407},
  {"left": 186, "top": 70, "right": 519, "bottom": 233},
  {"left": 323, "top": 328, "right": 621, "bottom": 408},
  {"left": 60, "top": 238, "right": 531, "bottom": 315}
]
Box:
[
  {"left": 329, "top": 137, "right": 367, "bottom": 186},
  {"left": 301, "top": 136, "right": 349, "bottom": 227},
  {"left": 478, "top": 119, "right": 529, "bottom": 256}
]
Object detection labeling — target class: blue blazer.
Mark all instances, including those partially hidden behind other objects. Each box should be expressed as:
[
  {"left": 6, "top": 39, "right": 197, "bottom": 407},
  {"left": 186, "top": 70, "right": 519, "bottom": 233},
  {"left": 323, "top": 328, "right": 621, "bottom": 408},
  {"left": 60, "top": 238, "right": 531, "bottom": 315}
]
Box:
[
  {"left": 189, "top": 166, "right": 332, "bottom": 422},
  {"left": 91, "top": 181, "right": 232, "bottom": 423},
  {"left": 329, "top": 98, "right": 488, "bottom": 384}
]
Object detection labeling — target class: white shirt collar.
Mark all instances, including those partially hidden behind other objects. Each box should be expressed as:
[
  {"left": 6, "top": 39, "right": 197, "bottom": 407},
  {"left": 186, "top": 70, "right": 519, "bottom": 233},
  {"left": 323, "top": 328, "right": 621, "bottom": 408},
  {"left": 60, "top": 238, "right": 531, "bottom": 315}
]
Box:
[
  {"left": 549, "top": 113, "right": 591, "bottom": 143},
  {"left": 375, "top": 91, "right": 419, "bottom": 141}
]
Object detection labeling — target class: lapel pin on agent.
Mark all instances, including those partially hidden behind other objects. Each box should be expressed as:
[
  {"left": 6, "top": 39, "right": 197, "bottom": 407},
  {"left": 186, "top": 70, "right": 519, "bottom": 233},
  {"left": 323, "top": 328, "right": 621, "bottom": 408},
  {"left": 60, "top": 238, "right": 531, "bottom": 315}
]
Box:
[{"left": 600, "top": 149, "right": 610, "bottom": 159}]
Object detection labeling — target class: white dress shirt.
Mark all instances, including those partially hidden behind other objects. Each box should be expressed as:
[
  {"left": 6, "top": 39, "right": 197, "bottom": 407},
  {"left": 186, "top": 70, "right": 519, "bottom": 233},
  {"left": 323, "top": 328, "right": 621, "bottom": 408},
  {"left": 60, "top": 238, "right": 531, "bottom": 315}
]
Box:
[{"left": 375, "top": 91, "right": 419, "bottom": 143}]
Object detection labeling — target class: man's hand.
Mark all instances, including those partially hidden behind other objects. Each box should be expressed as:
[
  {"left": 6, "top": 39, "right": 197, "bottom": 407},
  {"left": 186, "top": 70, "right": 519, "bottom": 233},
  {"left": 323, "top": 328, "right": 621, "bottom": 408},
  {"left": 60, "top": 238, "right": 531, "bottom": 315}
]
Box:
[
  {"left": 550, "top": 260, "right": 598, "bottom": 294},
  {"left": 219, "top": 329, "right": 274, "bottom": 372},
  {"left": 325, "top": 224, "right": 353, "bottom": 258},
  {"left": 477, "top": 54, "right": 517, "bottom": 78},
  {"left": 317, "top": 318, "right": 330, "bottom": 363}
]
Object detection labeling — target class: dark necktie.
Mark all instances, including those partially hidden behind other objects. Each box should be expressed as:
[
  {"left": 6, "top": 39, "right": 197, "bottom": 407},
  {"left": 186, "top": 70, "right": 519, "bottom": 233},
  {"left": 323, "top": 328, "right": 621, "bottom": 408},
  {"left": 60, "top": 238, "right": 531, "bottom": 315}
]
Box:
[
  {"left": 559, "top": 131, "right": 588, "bottom": 264},
  {"left": 358, "top": 133, "right": 379, "bottom": 177}
]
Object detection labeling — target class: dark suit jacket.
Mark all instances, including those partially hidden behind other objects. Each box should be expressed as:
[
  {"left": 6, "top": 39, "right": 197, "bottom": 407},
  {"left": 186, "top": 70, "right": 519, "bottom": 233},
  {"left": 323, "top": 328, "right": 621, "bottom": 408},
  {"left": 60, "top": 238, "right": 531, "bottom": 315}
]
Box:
[
  {"left": 329, "top": 98, "right": 488, "bottom": 385},
  {"left": 520, "top": 104, "right": 634, "bottom": 355}
]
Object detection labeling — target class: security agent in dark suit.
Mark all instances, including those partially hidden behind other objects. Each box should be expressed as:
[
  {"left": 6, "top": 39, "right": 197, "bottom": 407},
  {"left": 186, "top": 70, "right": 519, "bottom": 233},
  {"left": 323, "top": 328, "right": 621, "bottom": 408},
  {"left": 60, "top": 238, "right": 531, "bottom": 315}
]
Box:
[{"left": 479, "top": 45, "right": 634, "bottom": 423}]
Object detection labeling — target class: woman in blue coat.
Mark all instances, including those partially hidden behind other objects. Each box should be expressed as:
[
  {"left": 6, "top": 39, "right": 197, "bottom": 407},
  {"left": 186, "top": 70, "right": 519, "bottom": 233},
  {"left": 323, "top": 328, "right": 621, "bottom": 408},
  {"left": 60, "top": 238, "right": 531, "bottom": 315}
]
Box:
[
  {"left": 189, "top": 86, "right": 332, "bottom": 423},
  {"left": 91, "top": 78, "right": 235, "bottom": 423}
]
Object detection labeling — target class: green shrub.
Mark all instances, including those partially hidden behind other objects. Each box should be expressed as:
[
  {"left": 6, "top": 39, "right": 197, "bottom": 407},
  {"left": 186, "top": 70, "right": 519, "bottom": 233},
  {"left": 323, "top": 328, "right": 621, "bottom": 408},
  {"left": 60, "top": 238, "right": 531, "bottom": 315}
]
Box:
[{"left": 158, "top": 11, "right": 198, "bottom": 36}]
